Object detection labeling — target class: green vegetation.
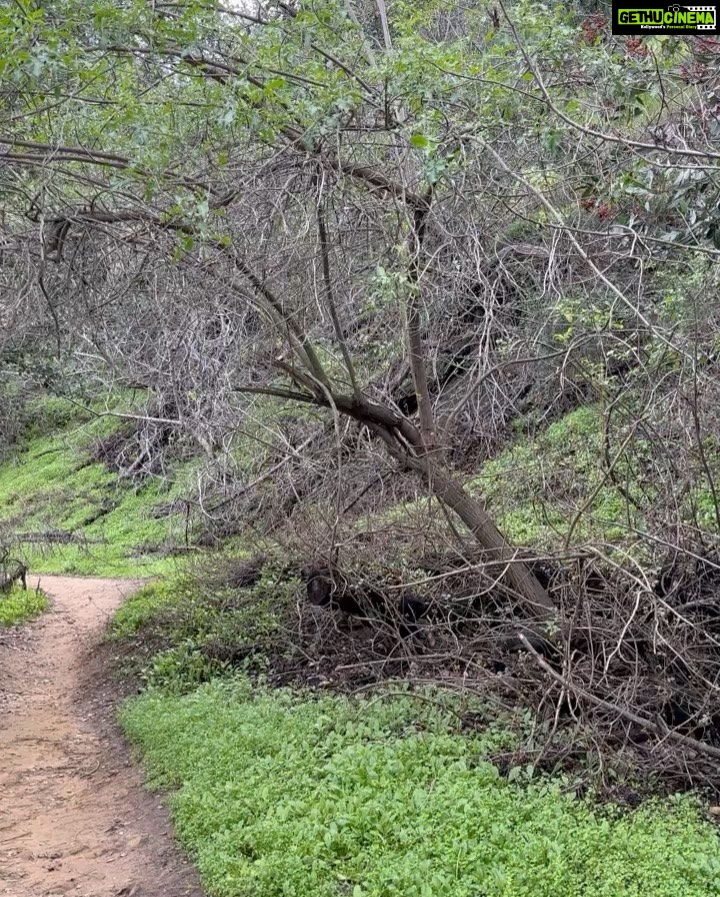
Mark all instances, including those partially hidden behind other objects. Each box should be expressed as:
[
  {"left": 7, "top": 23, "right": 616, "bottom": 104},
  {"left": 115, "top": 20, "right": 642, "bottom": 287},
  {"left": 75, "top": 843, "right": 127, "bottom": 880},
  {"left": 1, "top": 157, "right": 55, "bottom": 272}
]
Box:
[
  {"left": 476, "top": 407, "right": 639, "bottom": 548},
  {"left": 0, "top": 584, "right": 49, "bottom": 626},
  {"left": 122, "top": 678, "right": 720, "bottom": 897},
  {"left": 0, "top": 400, "right": 195, "bottom": 577},
  {"left": 108, "top": 565, "right": 295, "bottom": 690},
  {"left": 110, "top": 579, "right": 186, "bottom": 639}
]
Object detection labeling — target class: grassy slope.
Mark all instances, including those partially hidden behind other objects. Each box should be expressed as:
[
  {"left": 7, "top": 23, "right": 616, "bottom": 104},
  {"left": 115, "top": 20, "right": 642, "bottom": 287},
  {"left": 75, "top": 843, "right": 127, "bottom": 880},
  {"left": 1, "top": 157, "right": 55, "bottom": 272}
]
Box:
[
  {"left": 0, "top": 398, "right": 194, "bottom": 577},
  {"left": 0, "top": 399, "right": 663, "bottom": 579},
  {"left": 370, "top": 403, "right": 715, "bottom": 553},
  {"left": 477, "top": 406, "right": 634, "bottom": 548}
]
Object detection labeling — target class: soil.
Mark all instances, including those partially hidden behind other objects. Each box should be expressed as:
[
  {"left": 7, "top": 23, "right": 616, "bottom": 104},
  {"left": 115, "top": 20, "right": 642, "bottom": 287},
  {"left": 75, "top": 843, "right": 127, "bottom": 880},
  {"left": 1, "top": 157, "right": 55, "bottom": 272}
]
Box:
[{"left": 0, "top": 576, "right": 204, "bottom": 897}]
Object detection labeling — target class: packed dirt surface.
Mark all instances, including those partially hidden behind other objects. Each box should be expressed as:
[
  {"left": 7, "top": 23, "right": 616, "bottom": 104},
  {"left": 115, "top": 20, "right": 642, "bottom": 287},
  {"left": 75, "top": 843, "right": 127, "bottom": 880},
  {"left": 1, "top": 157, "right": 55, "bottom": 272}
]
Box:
[{"left": 0, "top": 576, "right": 204, "bottom": 897}]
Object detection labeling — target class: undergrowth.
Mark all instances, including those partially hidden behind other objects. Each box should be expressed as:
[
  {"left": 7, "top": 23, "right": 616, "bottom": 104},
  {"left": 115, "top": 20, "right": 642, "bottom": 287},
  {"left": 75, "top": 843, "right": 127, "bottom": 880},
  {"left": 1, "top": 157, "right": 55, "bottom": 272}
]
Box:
[
  {"left": 475, "top": 406, "right": 640, "bottom": 548},
  {"left": 0, "top": 396, "right": 198, "bottom": 577},
  {"left": 0, "top": 584, "right": 49, "bottom": 626},
  {"left": 121, "top": 677, "right": 720, "bottom": 897},
  {"left": 110, "top": 579, "right": 186, "bottom": 639},
  {"left": 108, "top": 566, "right": 296, "bottom": 691},
  {"left": 109, "top": 518, "right": 720, "bottom": 897}
]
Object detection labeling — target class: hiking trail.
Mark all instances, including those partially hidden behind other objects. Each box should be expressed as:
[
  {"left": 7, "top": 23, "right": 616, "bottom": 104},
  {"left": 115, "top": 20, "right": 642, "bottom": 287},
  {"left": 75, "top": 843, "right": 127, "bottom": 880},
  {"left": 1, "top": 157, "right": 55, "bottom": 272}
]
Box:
[{"left": 0, "top": 576, "right": 203, "bottom": 897}]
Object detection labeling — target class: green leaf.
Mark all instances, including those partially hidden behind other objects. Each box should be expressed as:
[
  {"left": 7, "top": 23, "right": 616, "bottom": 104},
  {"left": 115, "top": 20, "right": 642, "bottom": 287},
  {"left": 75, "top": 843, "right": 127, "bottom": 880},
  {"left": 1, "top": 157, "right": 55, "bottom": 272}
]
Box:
[{"left": 410, "top": 133, "right": 429, "bottom": 148}]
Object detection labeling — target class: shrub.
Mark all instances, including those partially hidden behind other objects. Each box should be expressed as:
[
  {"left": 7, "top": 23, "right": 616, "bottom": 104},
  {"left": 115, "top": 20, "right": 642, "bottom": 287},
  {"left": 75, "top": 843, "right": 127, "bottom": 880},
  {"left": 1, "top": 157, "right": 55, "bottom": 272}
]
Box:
[{"left": 109, "top": 566, "right": 296, "bottom": 691}]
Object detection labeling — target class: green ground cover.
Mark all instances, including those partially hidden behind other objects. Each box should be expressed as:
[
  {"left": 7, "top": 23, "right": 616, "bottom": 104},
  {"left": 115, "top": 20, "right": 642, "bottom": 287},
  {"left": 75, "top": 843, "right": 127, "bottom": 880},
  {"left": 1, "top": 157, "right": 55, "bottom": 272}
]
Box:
[
  {"left": 0, "top": 584, "right": 49, "bottom": 626},
  {"left": 121, "top": 678, "right": 720, "bottom": 897}
]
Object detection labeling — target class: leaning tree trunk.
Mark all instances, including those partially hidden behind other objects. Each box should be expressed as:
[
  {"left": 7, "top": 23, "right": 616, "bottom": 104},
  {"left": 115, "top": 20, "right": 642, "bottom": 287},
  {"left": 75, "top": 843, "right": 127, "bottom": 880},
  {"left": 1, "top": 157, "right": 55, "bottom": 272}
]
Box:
[
  {"left": 426, "top": 465, "right": 555, "bottom": 618},
  {"left": 327, "top": 394, "right": 556, "bottom": 617},
  {"left": 398, "top": 193, "right": 555, "bottom": 619}
]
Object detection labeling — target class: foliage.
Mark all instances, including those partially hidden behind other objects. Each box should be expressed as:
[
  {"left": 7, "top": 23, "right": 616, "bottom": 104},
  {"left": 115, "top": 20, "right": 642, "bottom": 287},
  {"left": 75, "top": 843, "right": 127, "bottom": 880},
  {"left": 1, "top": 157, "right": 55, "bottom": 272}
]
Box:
[
  {"left": 110, "top": 579, "right": 185, "bottom": 639},
  {"left": 121, "top": 678, "right": 720, "bottom": 897},
  {"left": 0, "top": 584, "right": 49, "bottom": 626},
  {"left": 109, "top": 565, "right": 295, "bottom": 691},
  {"left": 143, "top": 641, "right": 229, "bottom": 694},
  {"left": 0, "top": 399, "right": 196, "bottom": 577}
]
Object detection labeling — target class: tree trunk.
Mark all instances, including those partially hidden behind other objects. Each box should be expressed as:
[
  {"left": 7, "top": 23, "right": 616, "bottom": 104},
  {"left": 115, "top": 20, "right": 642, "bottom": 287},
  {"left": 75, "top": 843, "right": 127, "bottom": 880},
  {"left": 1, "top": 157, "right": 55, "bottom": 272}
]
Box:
[
  {"left": 329, "top": 395, "right": 556, "bottom": 616},
  {"left": 426, "top": 465, "right": 556, "bottom": 618},
  {"left": 0, "top": 561, "right": 27, "bottom": 594}
]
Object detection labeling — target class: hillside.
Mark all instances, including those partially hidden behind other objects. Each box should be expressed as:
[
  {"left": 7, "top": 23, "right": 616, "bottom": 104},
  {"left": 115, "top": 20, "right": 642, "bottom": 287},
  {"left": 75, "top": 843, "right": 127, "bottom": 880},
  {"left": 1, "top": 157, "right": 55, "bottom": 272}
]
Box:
[
  {"left": 0, "top": 395, "right": 201, "bottom": 577},
  {"left": 2, "top": 0, "right": 720, "bottom": 894}
]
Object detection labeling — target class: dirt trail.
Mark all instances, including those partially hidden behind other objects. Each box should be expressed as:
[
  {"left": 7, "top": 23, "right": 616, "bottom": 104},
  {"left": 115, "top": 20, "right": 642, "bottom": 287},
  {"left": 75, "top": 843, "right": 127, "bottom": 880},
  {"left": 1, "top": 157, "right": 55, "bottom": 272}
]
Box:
[{"left": 0, "top": 576, "right": 203, "bottom": 897}]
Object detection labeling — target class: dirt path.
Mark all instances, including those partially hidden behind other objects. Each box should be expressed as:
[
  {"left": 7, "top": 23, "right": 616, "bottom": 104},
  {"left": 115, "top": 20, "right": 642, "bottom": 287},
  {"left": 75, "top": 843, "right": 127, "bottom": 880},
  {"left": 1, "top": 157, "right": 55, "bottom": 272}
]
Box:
[{"left": 0, "top": 576, "right": 204, "bottom": 897}]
